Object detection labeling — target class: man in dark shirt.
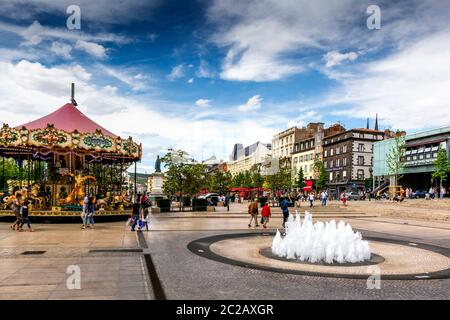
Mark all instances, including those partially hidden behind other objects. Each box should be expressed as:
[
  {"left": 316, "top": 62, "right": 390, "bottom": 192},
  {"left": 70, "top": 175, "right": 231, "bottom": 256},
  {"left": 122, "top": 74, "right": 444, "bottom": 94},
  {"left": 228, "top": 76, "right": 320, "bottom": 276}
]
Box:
[{"left": 131, "top": 198, "right": 141, "bottom": 231}]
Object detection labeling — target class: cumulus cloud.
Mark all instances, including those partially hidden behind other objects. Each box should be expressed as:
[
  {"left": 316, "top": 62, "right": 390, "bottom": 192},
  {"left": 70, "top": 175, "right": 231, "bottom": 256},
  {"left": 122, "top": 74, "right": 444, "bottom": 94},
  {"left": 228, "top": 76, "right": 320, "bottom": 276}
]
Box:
[
  {"left": 323, "top": 30, "right": 450, "bottom": 130},
  {"left": 167, "top": 64, "right": 186, "bottom": 81},
  {"left": 238, "top": 95, "right": 263, "bottom": 112},
  {"left": 75, "top": 40, "right": 107, "bottom": 59},
  {"left": 324, "top": 51, "right": 358, "bottom": 68},
  {"left": 195, "top": 99, "right": 211, "bottom": 107},
  {"left": 0, "top": 59, "right": 277, "bottom": 171},
  {"left": 50, "top": 41, "right": 72, "bottom": 59}
]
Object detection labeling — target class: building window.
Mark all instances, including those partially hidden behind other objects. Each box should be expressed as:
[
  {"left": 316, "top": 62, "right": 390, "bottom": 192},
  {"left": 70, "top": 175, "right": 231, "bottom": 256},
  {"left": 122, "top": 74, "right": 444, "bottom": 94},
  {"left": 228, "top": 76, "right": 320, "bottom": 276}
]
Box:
[
  {"left": 343, "top": 170, "right": 347, "bottom": 178},
  {"left": 357, "top": 156, "right": 364, "bottom": 165},
  {"left": 330, "top": 160, "right": 333, "bottom": 168},
  {"left": 425, "top": 153, "right": 431, "bottom": 159},
  {"left": 310, "top": 164, "right": 313, "bottom": 172},
  {"left": 336, "top": 159, "right": 340, "bottom": 167},
  {"left": 329, "top": 172, "right": 333, "bottom": 181},
  {"left": 419, "top": 154, "right": 424, "bottom": 160},
  {"left": 343, "top": 145, "right": 347, "bottom": 153},
  {"left": 357, "top": 169, "right": 364, "bottom": 180},
  {"left": 324, "top": 161, "right": 328, "bottom": 168},
  {"left": 331, "top": 149, "right": 334, "bottom": 156},
  {"left": 324, "top": 150, "right": 328, "bottom": 157},
  {"left": 343, "top": 158, "right": 347, "bottom": 166},
  {"left": 358, "top": 143, "right": 365, "bottom": 152},
  {"left": 336, "top": 147, "right": 340, "bottom": 155}
]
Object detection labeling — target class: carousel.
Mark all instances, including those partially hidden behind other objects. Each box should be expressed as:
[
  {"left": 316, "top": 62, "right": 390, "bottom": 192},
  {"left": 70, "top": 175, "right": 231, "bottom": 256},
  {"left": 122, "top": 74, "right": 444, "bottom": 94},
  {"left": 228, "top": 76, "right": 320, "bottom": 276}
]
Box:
[{"left": 0, "top": 84, "right": 142, "bottom": 217}]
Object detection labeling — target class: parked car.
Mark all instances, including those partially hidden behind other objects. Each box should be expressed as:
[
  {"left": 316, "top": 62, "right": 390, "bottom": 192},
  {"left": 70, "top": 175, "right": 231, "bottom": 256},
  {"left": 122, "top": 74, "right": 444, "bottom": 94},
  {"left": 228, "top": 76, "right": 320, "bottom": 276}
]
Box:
[
  {"left": 198, "top": 193, "right": 219, "bottom": 205},
  {"left": 347, "top": 192, "right": 364, "bottom": 200},
  {"left": 412, "top": 190, "right": 427, "bottom": 198}
]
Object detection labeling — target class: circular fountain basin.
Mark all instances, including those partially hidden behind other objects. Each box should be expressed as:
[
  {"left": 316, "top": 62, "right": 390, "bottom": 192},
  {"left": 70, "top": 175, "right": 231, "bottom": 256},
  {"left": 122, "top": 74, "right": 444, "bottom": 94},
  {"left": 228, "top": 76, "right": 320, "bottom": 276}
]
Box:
[{"left": 188, "top": 232, "right": 450, "bottom": 280}]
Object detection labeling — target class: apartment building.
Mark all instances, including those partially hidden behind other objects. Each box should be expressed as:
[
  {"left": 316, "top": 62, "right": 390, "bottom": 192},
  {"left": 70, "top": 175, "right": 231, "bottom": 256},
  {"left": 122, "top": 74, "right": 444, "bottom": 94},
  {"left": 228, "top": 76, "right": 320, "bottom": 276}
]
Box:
[
  {"left": 322, "top": 128, "right": 387, "bottom": 196},
  {"left": 227, "top": 142, "right": 272, "bottom": 176}
]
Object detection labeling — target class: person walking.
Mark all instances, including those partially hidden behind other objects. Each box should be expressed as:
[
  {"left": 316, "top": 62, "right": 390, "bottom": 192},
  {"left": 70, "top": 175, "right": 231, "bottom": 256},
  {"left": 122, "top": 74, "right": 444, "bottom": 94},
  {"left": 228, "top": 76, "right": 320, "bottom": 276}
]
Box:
[
  {"left": 18, "top": 200, "right": 32, "bottom": 232},
  {"left": 10, "top": 193, "right": 22, "bottom": 231},
  {"left": 309, "top": 193, "right": 315, "bottom": 207},
  {"left": 341, "top": 191, "right": 347, "bottom": 206},
  {"left": 440, "top": 186, "right": 446, "bottom": 199},
  {"left": 224, "top": 194, "right": 230, "bottom": 212},
  {"left": 131, "top": 197, "right": 141, "bottom": 231},
  {"left": 81, "top": 194, "right": 89, "bottom": 228},
  {"left": 261, "top": 202, "right": 271, "bottom": 228},
  {"left": 82, "top": 196, "right": 95, "bottom": 229},
  {"left": 280, "top": 197, "right": 290, "bottom": 228},
  {"left": 248, "top": 199, "right": 259, "bottom": 228},
  {"left": 321, "top": 191, "right": 327, "bottom": 207}
]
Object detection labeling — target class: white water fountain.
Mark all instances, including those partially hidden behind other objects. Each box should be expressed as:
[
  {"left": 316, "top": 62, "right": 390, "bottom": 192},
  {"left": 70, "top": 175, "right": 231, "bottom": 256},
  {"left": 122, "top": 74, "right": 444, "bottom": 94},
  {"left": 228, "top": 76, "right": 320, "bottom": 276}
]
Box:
[{"left": 272, "top": 211, "right": 371, "bottom": 264}]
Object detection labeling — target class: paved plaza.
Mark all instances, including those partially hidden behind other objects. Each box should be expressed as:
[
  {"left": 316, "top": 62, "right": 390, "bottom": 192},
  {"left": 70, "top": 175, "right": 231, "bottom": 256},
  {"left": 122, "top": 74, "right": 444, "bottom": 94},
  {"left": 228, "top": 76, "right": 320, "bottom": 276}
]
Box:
[{"left": 0, "top": 201, "right": 450, "bottom": 300}]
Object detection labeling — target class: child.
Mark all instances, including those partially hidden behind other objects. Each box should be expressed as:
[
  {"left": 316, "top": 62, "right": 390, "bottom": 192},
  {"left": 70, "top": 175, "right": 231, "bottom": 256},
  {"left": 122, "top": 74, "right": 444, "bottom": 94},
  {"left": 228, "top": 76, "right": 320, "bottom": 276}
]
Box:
[
  {"left": 261, "top": 202, "right": 271, "bottom": 228},
  {"left": 18, "top": 200, "right": 32, "bottom": 232}
]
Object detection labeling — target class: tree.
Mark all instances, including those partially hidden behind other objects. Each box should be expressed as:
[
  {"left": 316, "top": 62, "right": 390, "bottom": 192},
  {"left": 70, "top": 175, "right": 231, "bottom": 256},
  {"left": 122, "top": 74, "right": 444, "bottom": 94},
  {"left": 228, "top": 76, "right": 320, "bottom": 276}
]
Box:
[
  {"left": 293, "top": 167, "right": 306, "bottom": 189},
  {"left": 264, "top": 165, "right": 291, "bottom": 192},
  {"left": 313, "top": 159, "right": 328, "bottom": 191},
  {"left": 208, "top": 170, "right": 232, "bottom": 194},
  {"left": 250, "top": 165, "right": 264, "bottom": 188},
  {"left": 432, "top": 147, "right": 450, "bottom": 192},
  {"left": 161, "top": 149, "right": 206, "bottom": 211},
  {"left": 386, "top": 131, "right": 406, "bottom": 187}
]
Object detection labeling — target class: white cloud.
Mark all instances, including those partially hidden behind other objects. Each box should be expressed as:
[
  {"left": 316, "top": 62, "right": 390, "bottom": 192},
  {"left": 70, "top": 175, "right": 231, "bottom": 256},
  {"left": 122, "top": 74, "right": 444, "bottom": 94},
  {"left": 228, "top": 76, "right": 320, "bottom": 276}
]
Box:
[
  {"left": 100, "top": 65, "right": 147, "bottom": 91},
  {"left": 238, "top": 95, "right": 263, "bottom": 112},
  {"left": 75, "top": 40, "right": 107, "bottom": 59},
  {"left": 187, "top": 78, "right": 194, "bottom": 84},
  {"left": 0, "top": 20, "right": 130, "bottom": 46},
  {"left": 0, "top": 59, "right": 277, "bottom": 172},
  {"left": 167, "top": 64, "right": 185, "bottom": 81},
  {"left": 195, "top": 99, "right": 211, "bottom": 107},
  {"left": 323, "top": 30, "right": 450, "bottom": 130},
  {"left": 207, "top": 0, "right": 363, "bottom": 81},
  {"left": 324, "top": 51, "right": 358, "bottom": 68},
  {"left": 50, "top": 41, "right": 72, "bottom": 59},
  {"left": 196, "top": 60, "right": 214, "bottom": 78}
]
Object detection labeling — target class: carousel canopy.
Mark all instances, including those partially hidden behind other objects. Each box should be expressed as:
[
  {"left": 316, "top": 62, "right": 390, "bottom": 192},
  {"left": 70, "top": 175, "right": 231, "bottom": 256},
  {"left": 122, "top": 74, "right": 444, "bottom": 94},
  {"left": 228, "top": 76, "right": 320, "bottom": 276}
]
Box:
[
  {"left": 0, "top": 97, "right": 141, "bottom": 163},
  {"left": 17, "top": 103, "right": 117, "bottom": 138}
]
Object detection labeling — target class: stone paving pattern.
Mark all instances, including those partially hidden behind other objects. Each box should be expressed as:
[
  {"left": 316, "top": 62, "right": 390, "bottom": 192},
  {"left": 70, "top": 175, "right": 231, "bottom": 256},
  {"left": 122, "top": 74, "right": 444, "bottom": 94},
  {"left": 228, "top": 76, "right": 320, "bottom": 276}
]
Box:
[{"left": 0, "top": 201, "right": 449, "bottom": 299}]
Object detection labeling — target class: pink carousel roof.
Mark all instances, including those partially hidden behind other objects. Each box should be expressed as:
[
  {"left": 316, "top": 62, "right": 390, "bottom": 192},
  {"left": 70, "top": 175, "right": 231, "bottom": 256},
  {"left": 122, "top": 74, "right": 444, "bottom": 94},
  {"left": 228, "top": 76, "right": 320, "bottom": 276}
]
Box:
[{"left": 16, "top": 103, "right": 117, "bottom": 138}]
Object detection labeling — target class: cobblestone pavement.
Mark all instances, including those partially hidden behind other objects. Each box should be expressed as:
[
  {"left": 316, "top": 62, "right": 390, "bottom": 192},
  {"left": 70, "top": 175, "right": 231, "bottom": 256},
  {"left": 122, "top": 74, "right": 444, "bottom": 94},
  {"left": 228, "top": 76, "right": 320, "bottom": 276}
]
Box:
[
  {"left": 143, "top": 214, "right": 450, "bottom": 300},
  {"left": 1, "top": 211, "right": 450, "bottom": 300}
]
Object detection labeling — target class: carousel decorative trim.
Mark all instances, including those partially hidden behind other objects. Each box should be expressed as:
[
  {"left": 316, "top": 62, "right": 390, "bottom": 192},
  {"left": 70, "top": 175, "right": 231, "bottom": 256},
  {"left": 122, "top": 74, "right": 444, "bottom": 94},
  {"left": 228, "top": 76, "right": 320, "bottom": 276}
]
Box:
[{"left": 0, "top": 123, "right": 141, "bottom": 159}]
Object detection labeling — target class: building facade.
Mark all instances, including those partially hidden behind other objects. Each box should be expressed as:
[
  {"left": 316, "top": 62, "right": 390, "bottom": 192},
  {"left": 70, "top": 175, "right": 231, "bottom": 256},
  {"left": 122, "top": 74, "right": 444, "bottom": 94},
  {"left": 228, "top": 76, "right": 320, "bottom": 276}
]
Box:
[
  {"left": 373, "top": 125, "right": 450, "bottom": 190},
  {"left": 227, "top": 142, "right": 272, "bottom": 176},
  {"left": 291, "top": 124, "right": 346, "bottom": 184},
  {"left": 323, "top": 128, "right": 386, "bottom": 196}
]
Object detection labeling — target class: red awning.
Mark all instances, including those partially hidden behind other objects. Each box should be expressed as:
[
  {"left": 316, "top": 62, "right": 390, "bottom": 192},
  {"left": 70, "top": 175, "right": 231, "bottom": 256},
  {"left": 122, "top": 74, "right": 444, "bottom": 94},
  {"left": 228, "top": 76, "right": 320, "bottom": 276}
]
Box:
[
  {"left": 16, "top": 103, "right": 117, "bottom": 138},
  {"left": 303, "top": 180, "right": 313, "bottom": 192}
]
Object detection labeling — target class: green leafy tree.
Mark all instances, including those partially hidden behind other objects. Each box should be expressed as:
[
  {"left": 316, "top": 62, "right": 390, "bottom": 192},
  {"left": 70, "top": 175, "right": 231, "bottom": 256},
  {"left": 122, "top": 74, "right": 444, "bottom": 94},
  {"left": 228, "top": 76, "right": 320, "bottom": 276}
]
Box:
[
  {"left": 386, "top": 131, "right": 406, "bottom": 186},
  {"left": 264, "top": 165, "right": 291, "bottom": 192},
  {"left": 313, "top": 159, "right": 328, "bottom": 191},
  {"left": 293, "top": 167, "right": 306, "bottom": 189},
  {"left": 208, "top": 170, "right": 232, "bottom": 194},
  {"left": 250, "top": 165, "right": 264, "bottom": 188},
  {"left": 161, "top": 149, "right": 206, "bottom": 211},
  {"left": 432, "top": 147, "right": 450, "bottom": 192}
]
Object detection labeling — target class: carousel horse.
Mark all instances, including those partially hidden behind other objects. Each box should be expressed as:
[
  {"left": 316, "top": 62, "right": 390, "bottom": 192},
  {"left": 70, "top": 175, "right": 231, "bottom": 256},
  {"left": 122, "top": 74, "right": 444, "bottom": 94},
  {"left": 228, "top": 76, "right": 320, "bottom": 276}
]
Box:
[
  {"left": 28, "top": 183, "right": 45, "bottom": 209},
  {"left": 113, "top": 191, "right": 131, "bottom": 207},
  {"left": 60, "top": 173, "right": 97, "bottom": 206}
]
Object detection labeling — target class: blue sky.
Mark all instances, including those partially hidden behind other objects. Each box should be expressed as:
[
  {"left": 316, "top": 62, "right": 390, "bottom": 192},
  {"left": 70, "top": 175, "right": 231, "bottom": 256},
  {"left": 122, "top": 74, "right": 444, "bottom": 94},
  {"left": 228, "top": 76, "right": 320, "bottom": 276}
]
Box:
[{"left": 0, "top": 0, "right": 449, "bottom": 173}]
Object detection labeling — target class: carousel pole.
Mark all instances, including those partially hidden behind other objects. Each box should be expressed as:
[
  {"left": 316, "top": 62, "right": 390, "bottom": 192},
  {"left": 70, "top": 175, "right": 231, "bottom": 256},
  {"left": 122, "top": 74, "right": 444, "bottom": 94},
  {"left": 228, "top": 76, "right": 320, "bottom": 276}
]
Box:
[
  {"left": 1, "top": 156, "right": 5, "bottom": 193},
  {"left": 134, "top": 161, "right": 137, "bottom": 198},
  {"left": 27, "top": 154, "right": 31, "bottom": 188},
  {"left": 19, "top": 149, "right": 22, "bottom": 189}
]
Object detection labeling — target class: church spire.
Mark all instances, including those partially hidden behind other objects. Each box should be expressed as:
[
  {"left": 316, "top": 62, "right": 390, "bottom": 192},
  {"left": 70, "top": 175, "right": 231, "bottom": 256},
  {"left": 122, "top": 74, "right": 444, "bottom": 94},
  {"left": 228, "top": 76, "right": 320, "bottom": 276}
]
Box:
[
  {"left": 374, "top": 113, "right": 379, "bottom": 131},
  {"left": 366, "top": 118, "right": 369, "bottom": 129}
]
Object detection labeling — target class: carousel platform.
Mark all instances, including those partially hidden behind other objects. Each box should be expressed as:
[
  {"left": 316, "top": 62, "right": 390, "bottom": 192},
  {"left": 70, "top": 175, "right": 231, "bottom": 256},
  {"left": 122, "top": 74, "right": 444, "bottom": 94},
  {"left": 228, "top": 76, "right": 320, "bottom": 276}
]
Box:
[{"left": 0, "top": 209, "right": 130, "bottom": 217}]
